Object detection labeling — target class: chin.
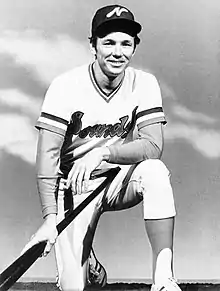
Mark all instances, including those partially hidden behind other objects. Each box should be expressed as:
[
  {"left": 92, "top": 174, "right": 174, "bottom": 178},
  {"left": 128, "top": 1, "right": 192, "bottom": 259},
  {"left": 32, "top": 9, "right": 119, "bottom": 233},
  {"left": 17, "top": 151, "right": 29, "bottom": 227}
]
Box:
[
  {"left": 110, "top": 70, "right": 123, "bottom": 76},
  {"left": 107, "top": 67, "right": 125, "bottom": 77}
]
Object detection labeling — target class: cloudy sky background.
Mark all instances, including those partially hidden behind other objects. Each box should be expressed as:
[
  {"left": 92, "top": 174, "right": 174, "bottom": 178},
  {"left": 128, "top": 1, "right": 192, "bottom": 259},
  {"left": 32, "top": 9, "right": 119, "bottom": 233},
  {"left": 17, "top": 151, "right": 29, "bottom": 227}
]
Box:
[{"left": 0, "top": 0, "right": 220, "bottom": 283}]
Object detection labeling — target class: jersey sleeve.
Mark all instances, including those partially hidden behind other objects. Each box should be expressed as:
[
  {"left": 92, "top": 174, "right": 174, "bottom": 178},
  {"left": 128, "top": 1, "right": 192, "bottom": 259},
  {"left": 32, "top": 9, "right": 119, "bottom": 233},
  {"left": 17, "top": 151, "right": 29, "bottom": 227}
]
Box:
[
  {"left": 36, "top": 76, "right": 72, "bottom": 136},
  {"left": 135, "top": 72, "right": 166, "bottom": 130}
]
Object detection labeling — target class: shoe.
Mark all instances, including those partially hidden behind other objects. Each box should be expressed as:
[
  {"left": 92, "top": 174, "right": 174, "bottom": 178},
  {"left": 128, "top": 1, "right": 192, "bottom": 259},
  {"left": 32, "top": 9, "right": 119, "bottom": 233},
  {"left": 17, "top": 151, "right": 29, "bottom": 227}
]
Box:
[
  {"left": 87, "top": 250, "right": 107, "bottom": 288},
  {"left": 151, "top": 278, "right": 181, "bottom": 291}
]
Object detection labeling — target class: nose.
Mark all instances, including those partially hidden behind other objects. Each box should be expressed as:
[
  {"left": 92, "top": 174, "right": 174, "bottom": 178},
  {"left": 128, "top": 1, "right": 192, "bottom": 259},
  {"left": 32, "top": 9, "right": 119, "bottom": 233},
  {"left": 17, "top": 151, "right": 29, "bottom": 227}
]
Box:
[{"left": 113, "top": 44, "right": 122, "bottom": 57}]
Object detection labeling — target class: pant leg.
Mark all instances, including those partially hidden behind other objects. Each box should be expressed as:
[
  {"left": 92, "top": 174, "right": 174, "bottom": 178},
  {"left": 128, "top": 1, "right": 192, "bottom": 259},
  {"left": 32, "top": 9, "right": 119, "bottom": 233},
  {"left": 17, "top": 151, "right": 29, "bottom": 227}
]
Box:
[
  {"left": 55, "top": 177, "right": 105, "bottom": 291},
  {"left": 55, "top": 159, "right": 176, "bottom": 290},
  {"left": 104, "top": 159, "right": 176, "bottom": 219},
  {"left": 103, "top": 159, "right": 177, "bottom": 285}
]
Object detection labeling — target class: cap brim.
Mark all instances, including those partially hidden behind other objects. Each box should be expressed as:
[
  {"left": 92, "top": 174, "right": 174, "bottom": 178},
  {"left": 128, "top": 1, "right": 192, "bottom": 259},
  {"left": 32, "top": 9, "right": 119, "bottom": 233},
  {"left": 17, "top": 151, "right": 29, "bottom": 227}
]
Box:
[{"left": 93, "top": 18, "right": 142, "bottom": 38}]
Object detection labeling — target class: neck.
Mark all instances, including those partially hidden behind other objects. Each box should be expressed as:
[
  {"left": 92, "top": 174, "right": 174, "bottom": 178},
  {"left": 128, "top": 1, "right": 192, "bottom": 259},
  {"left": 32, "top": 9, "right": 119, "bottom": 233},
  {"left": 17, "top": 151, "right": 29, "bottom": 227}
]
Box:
[{"left": 92, "top": 61, "right": 124, "bottom": 93}]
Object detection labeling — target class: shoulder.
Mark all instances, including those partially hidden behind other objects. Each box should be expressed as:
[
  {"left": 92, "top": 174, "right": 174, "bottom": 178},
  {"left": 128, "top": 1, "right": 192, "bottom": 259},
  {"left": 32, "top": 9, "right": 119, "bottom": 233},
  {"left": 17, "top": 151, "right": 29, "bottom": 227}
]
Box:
[
  {"left": 132, "top": 67, "right": 158, "bottom": 82},
  {"left": 126, "top": 67, "right": 160, "bottom": 91}
]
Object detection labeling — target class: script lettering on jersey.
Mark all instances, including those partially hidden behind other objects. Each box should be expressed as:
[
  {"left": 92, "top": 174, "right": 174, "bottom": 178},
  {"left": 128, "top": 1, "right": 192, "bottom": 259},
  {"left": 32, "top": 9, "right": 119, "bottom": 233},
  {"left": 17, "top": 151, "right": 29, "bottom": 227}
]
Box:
[{"left": 66, "top": 106, "right": 138, "bottom": 139}]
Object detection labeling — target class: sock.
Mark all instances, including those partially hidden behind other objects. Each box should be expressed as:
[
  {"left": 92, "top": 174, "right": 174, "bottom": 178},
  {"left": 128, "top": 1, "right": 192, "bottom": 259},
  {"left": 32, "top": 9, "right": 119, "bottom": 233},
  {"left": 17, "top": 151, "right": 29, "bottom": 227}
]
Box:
[{"left": 154, "top": 248, "right": 173, "bottom": 286}]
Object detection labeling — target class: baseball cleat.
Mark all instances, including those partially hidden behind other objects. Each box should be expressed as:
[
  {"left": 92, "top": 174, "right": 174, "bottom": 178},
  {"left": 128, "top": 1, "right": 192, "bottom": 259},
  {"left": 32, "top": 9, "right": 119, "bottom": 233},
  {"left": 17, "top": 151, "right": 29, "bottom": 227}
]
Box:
[
  {"left": 151, "top": 277, "right": 182, "bottom": 291},
  {"left": 87, "top": 255, "right": 107, "bottom": 287}
]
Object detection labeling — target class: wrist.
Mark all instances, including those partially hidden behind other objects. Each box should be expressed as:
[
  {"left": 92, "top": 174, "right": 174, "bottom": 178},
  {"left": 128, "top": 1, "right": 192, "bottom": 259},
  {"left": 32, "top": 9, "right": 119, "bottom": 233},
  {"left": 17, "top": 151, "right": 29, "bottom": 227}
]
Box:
[{"left": 44, "top": 213, "right": 57, "bottom": 225}]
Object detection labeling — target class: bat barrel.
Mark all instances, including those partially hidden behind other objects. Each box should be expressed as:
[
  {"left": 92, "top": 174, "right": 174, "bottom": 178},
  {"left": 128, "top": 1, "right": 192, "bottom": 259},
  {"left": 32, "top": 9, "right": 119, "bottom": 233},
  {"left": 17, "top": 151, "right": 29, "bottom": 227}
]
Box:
[
  {"left": 0, "top": 241, "right": 46, "bottom": 291},
  {"left": 0, "top": 166, "right": 120, "bottom": 291}
]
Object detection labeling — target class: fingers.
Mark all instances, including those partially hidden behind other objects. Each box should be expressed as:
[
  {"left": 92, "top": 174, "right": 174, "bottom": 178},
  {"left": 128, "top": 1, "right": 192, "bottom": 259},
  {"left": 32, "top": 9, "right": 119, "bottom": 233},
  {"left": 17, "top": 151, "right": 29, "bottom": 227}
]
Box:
[
  {"left": 65, "top": 148, "right": 103, "bottom": 193},
  {"left": 83, "top": 169, "right": 90, "bottom": 192},
  {"left": 43, "top": 239, "right": 56, "bottom": 257},
  {"left": 76, "top": 168, "right": 85, "bottom": 194},
  {"left": 66, "top": 166, "right": 74, "bottom": 189},
  {"left": 67, "top": 168, "right": 81, "bottom": 193},
  {"left": 66, "top": 165, "right": 80, "bottom": 191},
  {"left": 21, "top": 238, "right": 56, "bottom": 258},
  {"left": 21, "top": 236, "right": 40, "bottom": 256},
  {"left": 21, "top": 233, "right": 57, "bottom": 257},
  {"left": 66, "top": 165, "right": 91, "bottom": 195}
]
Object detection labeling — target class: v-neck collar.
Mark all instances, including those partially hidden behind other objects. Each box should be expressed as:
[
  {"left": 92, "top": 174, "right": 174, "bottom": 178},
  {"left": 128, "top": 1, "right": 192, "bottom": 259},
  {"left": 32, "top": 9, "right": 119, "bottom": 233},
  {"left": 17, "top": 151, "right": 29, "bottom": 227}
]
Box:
[{"left": 88, "top": 63, "right": 124, "bottom": 103}]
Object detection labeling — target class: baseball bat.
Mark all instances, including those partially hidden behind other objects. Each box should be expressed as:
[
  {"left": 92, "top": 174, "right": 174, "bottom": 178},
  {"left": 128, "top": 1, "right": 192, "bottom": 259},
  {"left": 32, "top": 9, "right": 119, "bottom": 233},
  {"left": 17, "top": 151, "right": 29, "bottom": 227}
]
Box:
[{"left": 0, "top": 167, "right": 120, "bottom": 291}]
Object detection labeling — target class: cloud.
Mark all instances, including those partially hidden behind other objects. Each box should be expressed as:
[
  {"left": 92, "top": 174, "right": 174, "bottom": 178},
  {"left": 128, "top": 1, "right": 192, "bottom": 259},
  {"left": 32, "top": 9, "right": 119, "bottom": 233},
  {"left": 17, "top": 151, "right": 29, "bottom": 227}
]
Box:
[
  {"left": 159, "top": 80, "right": 220, "bottom": 158},
  {"left": 0, "top": 90, "right": 40, "bottom": 164},
  {"left": 0, "top": 29, "right": 219, "bottom": 162},
  {"left": 165, "top": 121, "right": 220, "bottom": 158},
  {"left": 0, "top": 89, "right": 41, "bottom": 116},
  {"left": 164, "top": 102, "right": 220, "bottom": 158},
  {"left": 172, "top": 104, "right": 217, "bottom": 124},
  {"left": 0, "top": 113, "right": 37, "bottom": 164},
  {"left": 160, "top": 80, "right": 177, "bottom": 100},
  {"left": 0, "top": 29, "right": 92, "bottom": 164},
  {"left": 0, "top": 30, "right": 92, "bottom": 84}
]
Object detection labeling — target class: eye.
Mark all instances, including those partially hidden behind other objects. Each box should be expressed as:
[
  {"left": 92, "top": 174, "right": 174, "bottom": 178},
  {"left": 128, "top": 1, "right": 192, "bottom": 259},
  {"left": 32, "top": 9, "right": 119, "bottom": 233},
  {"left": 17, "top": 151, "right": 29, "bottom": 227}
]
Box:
[
  {"left": 122, "top": 41, "right": 133, "bottom": 47},
  {"left": 103, "top": 40, "right": 114, "bottom": 46}
]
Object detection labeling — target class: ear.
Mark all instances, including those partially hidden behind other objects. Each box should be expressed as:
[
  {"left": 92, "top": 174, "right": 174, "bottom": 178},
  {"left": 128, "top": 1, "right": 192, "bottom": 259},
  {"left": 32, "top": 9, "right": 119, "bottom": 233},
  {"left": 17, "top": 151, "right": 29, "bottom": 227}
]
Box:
[
  {"left": 90, "top": 43, "right": 96, "bottom": 56},
  {"left": 132, "top": 47, "right": 136, "bottom": 57},
  {"left": 132, "top": 41, "right": 137, "bottom": 56}
]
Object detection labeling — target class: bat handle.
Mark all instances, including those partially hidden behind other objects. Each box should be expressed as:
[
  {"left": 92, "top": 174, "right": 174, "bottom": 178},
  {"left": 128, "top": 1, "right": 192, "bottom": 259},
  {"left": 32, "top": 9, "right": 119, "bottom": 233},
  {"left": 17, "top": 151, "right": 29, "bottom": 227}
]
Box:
[{"left": 56, "top": 167, "right": 120, "bottom": 235}]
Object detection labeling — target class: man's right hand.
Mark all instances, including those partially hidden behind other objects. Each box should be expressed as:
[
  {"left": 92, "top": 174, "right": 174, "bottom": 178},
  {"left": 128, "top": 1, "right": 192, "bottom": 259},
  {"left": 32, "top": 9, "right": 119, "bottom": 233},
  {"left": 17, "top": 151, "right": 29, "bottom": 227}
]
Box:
[{"left": 21, "top": 214, "right": 58, "bottom": 257}]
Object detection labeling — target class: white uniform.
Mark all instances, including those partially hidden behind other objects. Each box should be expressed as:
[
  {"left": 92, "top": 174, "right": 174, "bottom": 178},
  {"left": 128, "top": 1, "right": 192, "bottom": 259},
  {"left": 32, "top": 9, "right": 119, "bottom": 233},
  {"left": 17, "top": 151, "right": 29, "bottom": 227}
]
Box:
[{"left": 36, "top": 63, "right": 176, "bottom": 290}]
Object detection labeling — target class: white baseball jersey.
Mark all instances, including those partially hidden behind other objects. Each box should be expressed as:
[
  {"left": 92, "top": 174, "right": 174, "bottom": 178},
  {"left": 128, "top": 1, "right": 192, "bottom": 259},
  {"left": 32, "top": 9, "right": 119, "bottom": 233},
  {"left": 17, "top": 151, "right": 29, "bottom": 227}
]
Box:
[{"left": 36, "top": 63, "right": 166, "bottom": 177}]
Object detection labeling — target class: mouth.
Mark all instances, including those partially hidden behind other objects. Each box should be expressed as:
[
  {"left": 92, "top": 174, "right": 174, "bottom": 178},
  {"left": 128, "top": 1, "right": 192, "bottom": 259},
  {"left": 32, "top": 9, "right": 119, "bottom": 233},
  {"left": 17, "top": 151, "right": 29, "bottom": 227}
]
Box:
[{"left": 107, "top": 60, "right": 125, "bottom": 67}]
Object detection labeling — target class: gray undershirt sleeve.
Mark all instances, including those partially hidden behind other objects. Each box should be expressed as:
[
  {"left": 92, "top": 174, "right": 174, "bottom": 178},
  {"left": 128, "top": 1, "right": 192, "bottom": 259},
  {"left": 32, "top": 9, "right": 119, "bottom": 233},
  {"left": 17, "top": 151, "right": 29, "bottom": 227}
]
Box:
[
  {"left": 108, "top": 123, "right": 164, "bottom": 164},
  {"left": 36, "top": 129, "right": 64, "bottom": 218}
]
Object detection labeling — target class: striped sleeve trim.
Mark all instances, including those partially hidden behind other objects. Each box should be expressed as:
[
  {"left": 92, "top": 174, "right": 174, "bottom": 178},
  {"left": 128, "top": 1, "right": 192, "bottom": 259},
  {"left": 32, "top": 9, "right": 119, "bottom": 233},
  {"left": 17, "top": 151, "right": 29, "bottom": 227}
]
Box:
[
  {"left": 41, "top": 112, "right": 69, "bottom": 126},
  {"left": 36, "top": 112, "right": 69, "bottom": 136},
  {"left": 138, "top": 117, "right": 167, "bottom": 130},
  {"left": 35, "top": 121, "right": 66, "bottom": 136},
  {"left": 136, "top": 107, "right": 163, "bottom": 119},
  {"left": 136, "top": 107, "right": 166, "bottom": 127}
]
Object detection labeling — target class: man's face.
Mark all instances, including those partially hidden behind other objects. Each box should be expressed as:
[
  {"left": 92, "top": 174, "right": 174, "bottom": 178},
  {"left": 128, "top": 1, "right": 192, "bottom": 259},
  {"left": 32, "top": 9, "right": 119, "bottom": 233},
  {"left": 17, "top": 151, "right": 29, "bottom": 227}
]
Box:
[{"left": 95, "top": 31, "right": 135, "bottom": 78}]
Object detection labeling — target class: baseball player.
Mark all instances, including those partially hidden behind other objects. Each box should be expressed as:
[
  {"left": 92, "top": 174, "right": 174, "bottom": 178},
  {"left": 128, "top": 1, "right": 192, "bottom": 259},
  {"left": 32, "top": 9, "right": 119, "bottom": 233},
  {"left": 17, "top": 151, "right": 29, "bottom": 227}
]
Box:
[{"left": 23, "top": 4, "right": 181, "bottom": 291}]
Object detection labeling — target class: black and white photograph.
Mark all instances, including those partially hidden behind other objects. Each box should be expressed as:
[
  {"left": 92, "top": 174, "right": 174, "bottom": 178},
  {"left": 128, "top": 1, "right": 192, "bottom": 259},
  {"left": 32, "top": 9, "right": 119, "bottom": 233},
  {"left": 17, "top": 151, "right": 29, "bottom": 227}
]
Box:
[{"left": 0, "top": 1, "right": 219, "bottom": 290}]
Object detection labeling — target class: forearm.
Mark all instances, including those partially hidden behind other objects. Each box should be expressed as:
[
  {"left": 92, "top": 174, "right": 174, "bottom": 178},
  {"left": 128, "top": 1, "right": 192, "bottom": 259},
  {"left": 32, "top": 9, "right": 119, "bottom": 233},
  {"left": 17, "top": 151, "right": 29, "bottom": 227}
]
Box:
[
  {"left": 37, "top": 177, "right": 60, "bottom": 218},
  {"left": 36, "top": 129, "right": 64, "bottom": 218},
  {"left": 108, "top": 138, "right": 161, "bottom": 164},
  {"left": 107, "top": 123, "right": 164, "bottom": 165}
]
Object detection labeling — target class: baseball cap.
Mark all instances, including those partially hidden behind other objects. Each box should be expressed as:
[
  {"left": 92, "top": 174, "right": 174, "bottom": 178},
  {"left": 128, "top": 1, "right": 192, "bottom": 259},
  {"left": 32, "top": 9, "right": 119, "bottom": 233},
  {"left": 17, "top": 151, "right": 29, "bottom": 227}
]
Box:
[{"left": 91, "top": 5, "right": 142, "bottom": 38}]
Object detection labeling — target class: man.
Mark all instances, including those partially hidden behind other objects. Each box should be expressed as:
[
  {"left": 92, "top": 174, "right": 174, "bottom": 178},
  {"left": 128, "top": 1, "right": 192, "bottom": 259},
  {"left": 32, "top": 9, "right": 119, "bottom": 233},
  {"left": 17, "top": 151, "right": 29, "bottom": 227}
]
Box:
[{"left": 24, "top": 4, "right": 181, "bottom": 291}]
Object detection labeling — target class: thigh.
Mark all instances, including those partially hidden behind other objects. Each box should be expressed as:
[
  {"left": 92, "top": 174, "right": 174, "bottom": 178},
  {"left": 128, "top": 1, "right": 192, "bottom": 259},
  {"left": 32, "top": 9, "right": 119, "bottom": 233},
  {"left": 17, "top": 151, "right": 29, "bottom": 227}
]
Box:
[{"left": 103, "top": 164, "right": 143, "bottom": 212}]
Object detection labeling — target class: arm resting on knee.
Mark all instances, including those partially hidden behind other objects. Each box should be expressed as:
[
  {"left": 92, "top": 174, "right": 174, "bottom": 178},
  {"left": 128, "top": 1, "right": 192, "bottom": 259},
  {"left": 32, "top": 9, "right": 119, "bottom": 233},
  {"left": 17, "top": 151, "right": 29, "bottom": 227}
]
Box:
[{"left": 108, "top": 123, "right": 164, "bottom": 164}]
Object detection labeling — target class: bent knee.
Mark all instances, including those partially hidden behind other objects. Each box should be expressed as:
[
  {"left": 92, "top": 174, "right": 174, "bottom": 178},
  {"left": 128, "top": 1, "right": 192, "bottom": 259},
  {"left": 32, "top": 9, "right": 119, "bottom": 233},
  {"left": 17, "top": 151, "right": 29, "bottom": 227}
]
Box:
[
  {"left": 134, "top": 160, "right": 176, "bottom": 219},
  {"left": 134, "top": 159, "right": 170, "bottom": 182}
]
